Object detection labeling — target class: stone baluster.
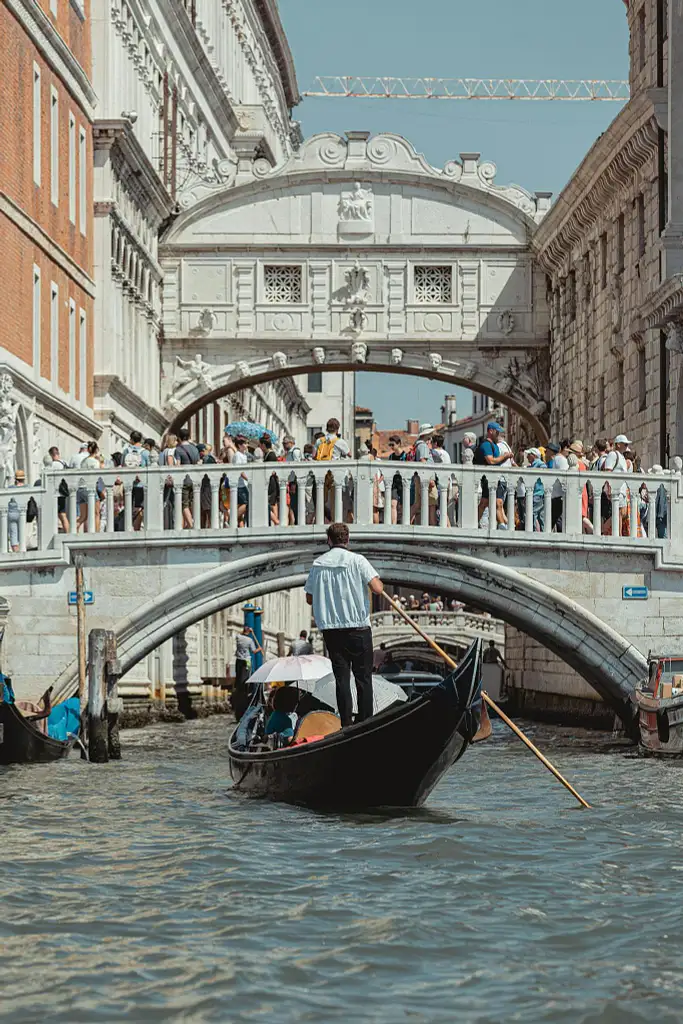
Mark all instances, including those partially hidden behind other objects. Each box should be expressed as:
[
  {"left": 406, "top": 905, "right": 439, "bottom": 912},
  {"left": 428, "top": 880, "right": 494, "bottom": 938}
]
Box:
[
  {"left": 420, "top": 473, "right": 429, "bottom": 527},
  {"left": 86, "top": 487, "right": 97, "bottom": 534},
  {"left": 314, "top": 469, "right": 325, "bottom": 525},
  {"left": 210, "top": 478, "right": 220, "bottom": 530},
  {"left": 543, "top": 485, "right": 552, "bottom": 535},
  {"left": 0, "top": 506, "right": 7, "bottom": 552},
  {"left": 123, "top": 483, "right": 133, "bottom": 532},
  {"left": 278, "top": 473, "right": 288, "bottom": 528},
  {"left": 647, "top": 488, "right": 657, "bottom": 540},
  {"left": 192, "top": 477, "right": 201, "bottom": 530},
  {"left": 592, "top": 478, "right": 602, "bottom": 537},
  {"left": 296, "top": 471, "right": 307, "bottom": 527},
  {"left": 459, "top": 470, "right": 478, "bottom": 530},
  {"left": 355, "top": 463, "right": 373, "bottom": 526},
  {"left": 439, "top": 479, "right": 448, "bottom": 529},
  {"left": 610, "top": 492, "right": 621, "bottom": 538},
  {"left": 40, "top": 474, "right": 57, "bottom": 550},
  {"left": 487, "top": 480, "right": 496, "bottom": 534},
  {"left": 68, "top": 487, "right": 78, "bottom": 533},
  {"left": 249, "top": 467, "right": 268, "bottom": 529},
  {"left": 104, "top": 485, "right": 115, "bottom": 534},
  {"left": 564, "top": 472, "right": 583, "bottom": 537},
  {"left": 401, "top": 472, "right": 411, "bottom": 526},
  {"left": 229, "top": 477, "right": 239, "bottom": 531},
  {"left": 333, "top": 471, "right": 344, "bottom": 523},
  {"left": 506, "top": 485, "right": 516, "bottom": 533},
  {"left": 382, "top": 472, "right": 392, "bottom": 527},
  {"left": 143, "top": 473, "right": 162, "bottom": 533}
]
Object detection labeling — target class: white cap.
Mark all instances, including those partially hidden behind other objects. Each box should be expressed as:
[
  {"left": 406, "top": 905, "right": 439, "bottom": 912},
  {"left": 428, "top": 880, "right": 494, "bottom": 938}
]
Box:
[
  {"left": 614, "top": 434, "right": 632, "bottom": 444},
  {"left": 417, "top": 423, "right": 434, "bottom": 437}
]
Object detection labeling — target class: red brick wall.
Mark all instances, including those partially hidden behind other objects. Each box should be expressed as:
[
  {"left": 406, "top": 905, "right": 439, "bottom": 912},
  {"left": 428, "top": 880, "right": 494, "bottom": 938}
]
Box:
[
  {"left": 34, "top": 0, "right": 91, "bottom": 77},
  {"left": 0, "top": 2, "right": 93, "bottom": 401}
]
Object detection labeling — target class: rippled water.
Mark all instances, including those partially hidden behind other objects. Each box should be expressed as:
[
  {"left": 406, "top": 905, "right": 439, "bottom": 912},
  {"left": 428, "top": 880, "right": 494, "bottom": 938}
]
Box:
[{"left": 1, "top": 716, "right": 683, "bottom": 1022}]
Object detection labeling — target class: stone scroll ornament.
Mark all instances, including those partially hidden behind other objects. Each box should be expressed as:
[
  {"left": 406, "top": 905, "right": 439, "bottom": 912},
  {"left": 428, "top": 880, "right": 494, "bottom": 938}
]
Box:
[{"left": 0, "top": 374, "right": 18, "bottom": 487}]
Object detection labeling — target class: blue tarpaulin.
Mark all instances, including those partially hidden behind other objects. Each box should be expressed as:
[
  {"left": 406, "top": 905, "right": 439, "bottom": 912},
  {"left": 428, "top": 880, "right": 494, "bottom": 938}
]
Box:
[{"left": 47, "top": 697, "right": 80, "bottom": 741}]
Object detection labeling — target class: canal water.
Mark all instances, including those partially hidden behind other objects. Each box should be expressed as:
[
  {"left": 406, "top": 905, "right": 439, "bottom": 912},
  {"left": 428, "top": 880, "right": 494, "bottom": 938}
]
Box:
[{"left": 1, "top": 717, "right": 681, "bottom": 1023}]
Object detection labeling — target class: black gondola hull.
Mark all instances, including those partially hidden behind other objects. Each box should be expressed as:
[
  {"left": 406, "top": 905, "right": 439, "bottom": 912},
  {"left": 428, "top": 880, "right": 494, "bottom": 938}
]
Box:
[
  {"left": 0, "top": 703, "right": 73, "bottom": 765},
  {"left": 229, "top": 639, "right": 482, "bottom": 809}
]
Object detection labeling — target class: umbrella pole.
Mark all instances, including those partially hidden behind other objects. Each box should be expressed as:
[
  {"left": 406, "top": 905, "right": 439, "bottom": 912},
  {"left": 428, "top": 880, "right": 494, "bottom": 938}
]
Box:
[{"left": 380, "top": 593, "right": 591, "bottom": 809}]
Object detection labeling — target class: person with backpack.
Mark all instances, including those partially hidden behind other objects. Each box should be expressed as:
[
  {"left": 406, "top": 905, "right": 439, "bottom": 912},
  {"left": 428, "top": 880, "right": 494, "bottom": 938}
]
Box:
[
  {"left": 473, "top": 422, "right": 511, "bottom": 529},
  {"left": 174, "top": 427, "right": 200, "bottom": 528},
  {"left": 121, "top": 430, "right": 149, "bottom": 530},
  {"left": 259, "top": 433, "right": 281, "bottom": 525},
  {"left": 315, "top": 418, "right": 351, "bottom": 522},
  {"left": 387, "top": 435, "right": 407, "bottom": 524}
]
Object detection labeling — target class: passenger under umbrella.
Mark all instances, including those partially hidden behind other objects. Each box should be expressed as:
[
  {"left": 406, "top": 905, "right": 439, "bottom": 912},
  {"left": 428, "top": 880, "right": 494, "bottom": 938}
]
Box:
[{"left": 264, "top": 684, "right": 300, "bottom": 744}]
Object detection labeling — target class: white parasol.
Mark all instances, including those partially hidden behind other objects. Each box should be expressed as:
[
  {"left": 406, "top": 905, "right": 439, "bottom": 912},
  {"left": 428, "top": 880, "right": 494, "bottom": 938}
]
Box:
[
  {"left": 246, "top": 654, "right": 332, "bottom": 685},
  {"left": 309, "top": 672, "right": 408, "bottom": 716}
]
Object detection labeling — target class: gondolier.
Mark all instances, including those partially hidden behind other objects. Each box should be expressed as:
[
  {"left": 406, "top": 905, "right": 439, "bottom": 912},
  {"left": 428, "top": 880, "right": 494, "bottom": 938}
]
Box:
[{"left": 304, "top": 523, "right": 384, "bottom": 727}]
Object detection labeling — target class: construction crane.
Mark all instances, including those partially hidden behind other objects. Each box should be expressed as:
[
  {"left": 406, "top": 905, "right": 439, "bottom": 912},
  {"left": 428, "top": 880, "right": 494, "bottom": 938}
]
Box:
[{"left": 304, "top": 76, "right": 630, "bottom": 102}]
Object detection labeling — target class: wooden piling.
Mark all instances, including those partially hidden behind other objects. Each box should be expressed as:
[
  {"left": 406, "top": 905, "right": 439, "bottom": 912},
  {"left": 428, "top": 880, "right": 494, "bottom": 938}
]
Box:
[
  {"left": 87, "top": 629, "right": 108, "bottom": 763},
  {"left": 74, "top": 555, "right": 87, "bottom": 717},
  {"left": 105, "top": 630, "right": 122, "bottom": 760}
]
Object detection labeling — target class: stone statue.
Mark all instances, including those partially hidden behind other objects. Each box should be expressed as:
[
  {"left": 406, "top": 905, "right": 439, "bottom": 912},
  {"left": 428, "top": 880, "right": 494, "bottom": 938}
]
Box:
[
  {"left": 665, "top": 320, "right": 683, "bottom": 354},
  {"left": 497, "top": 310, "right": 515, "bottom": 336},
  {"left": 428, "top": 352, "right": 443, "bottom": 372},
  {"left": 339, "top": 182, "right": 373, "bottom": 222},
  {"left": 351, "top": 341, "right": 368, "bottom": 364},
  {"left": 175, "top": 353, "right": 213, "bottom": 392},
  {"left": 345, "top": 260, "right": 370, "bottom": 305},
  {"left": 233, "top": 360, "right": 250, "bottom": 379},
  {"left": 272, "top": 351, "right": 288, "bottom": 369},
  {"left": 196, "top": 308, "right": 217, "bottom": 335},
  {"left": 0, "top": 374, "right": 18, "bottom": 487},
  {"left": 390, "top": 348, "right": 403, "bottom": 365},
  {"left": 312, "top": 347, "right": 326, "bottom": 365},
  {"left": 349, "top": 309, "right": 368, "bottom": 335},
  {"left": 461, "top": 362, "right": 477, "bottom": 380}
]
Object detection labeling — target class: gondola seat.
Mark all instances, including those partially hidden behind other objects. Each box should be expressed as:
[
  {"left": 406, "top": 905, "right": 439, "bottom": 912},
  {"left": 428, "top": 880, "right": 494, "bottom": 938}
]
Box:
[{"left": 294, "top": 711, "right": 341, "bottom": 742}]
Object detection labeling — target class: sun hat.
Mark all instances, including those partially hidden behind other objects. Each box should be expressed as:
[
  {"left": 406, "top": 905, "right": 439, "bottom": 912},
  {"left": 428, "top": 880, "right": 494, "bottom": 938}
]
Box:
[
  {"left": 546, "top": 441, "right": 560, "bottom": 453},
  {"left": 569, "top": 440, "right": 584, "bottom": 454},
  {"left": 14, "top": 470, "right": 25, "bottom": 480},
  {"left": 487, "top": 421, "right": 504, "bottom": 432},
  {"left": 614, "top": 433, "right": 632, "bottom": 444},
  {"left": 417, "top": 423, "right": 434, "bottom": 437}
]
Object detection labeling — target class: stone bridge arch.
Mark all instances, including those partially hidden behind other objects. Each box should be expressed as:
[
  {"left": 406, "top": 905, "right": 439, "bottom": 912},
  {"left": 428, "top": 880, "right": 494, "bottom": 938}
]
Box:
[
  {"left": 159, "top": 130, "right": 552, "bottom": 439},
  {"left": 52, "top": 540, "right": 644, "bottom": 730}
]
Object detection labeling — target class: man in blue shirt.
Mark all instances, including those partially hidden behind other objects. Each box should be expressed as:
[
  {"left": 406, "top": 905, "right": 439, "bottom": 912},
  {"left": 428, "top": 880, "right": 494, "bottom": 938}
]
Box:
[
  {"left": 474, "top": 422, "right": 512, "bottom": 527},
  {"left": 305, "top": 522, "right": 384, "bottom": 726}
]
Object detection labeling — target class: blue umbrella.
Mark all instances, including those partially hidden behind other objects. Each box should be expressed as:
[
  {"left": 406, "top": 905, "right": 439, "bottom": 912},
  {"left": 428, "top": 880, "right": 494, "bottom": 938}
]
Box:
[{"left": 224, "top": 421, "right": 277, "bottom": 443}]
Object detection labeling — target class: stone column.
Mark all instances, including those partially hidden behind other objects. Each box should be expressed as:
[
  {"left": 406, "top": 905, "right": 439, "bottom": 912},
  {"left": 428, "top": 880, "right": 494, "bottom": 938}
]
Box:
[{"left": 661, "top": 0, "right": 683, "bottom": 276}]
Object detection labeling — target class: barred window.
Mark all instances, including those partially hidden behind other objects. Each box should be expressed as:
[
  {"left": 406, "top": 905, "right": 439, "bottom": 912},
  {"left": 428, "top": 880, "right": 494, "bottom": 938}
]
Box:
[
  {"left": 414, "top": 265, "right": 452, "bottom": 304},
  {"left": 264, "top": 265, "right": 302, "bottom": 303}
]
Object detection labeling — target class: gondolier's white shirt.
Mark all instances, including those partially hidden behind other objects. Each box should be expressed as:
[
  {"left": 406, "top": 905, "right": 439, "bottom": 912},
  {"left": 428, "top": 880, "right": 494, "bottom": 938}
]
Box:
[{"left": 305, "top": 547, "right": 379, "bottom": 630}]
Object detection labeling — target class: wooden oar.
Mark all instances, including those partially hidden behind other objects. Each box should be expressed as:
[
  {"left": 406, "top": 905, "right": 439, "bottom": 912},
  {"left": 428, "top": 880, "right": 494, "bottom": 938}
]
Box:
[{"left": 381, "top": 592, "right": 591, "bottom": 809}]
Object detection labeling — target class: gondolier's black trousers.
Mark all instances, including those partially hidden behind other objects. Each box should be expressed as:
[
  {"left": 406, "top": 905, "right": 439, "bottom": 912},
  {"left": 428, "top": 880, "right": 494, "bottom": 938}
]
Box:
[{"left": 322, "top": 627, "right": 374, "bottom": 728}]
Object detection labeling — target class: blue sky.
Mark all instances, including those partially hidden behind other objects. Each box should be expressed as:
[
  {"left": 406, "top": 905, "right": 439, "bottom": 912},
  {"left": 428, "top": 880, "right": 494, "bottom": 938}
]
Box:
[{"left": 279, "top": 0, "right": 629, "bottom": 428}]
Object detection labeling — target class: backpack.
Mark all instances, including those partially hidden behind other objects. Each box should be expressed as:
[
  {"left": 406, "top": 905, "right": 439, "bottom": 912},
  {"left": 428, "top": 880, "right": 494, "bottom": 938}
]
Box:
[
  {"left": 123, "top": 446, "right": 142, "bottom": 468},
  {"left": 315, "top": 435, "right": 338, "bottom": 461},
  {"left": 472, "top": 443, "right": 491, "bottom": 466},
  {"left": 405, "top": 445, "right": 417, "bottom": 462}
]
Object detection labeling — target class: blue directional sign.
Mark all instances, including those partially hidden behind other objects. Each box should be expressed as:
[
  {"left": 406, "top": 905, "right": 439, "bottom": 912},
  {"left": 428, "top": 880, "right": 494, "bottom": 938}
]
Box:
[
  {"left": 622, "top": 586, "right": 648, "bottom": 601},
  {"left": 68, "top": 590, "right": 94, "bottom": 606}
]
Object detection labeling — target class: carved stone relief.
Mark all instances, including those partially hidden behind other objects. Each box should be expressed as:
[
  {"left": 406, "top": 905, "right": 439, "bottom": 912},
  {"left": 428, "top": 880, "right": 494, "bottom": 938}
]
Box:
[{"left": 0, "top": 374, "right": 19, "bottom": 487}]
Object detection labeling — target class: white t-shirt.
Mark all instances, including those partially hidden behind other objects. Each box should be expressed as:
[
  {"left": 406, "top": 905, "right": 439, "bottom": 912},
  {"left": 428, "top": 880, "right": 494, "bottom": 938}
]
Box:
[
  {"left": 305, "top": 547, "right": 378, "bottom": 630},
  {"left": 231, "top": 450, "right": 248, "bottom": 465},
  {"left": 604, "top": 450, "right": 628, "bottom": 506},
  {"left": 315, "top": 435, "right": 350, "bottom": 460},
  {"left": 431, "top": 447, "right": 451, "bottom": 464}
]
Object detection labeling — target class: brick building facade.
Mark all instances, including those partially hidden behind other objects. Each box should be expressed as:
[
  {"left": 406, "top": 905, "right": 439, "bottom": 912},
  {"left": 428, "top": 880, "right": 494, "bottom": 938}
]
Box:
[{"left": 0, "top": 0, "right": 97, "bottom": 479}]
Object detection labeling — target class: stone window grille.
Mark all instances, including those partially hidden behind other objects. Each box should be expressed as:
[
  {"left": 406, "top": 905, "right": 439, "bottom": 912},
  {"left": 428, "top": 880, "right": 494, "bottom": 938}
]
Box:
[
  {"left": 638, "top": 7, "right": 646, "bottom": 70},
  {"left": 639, "top": 345, "right": 647, "bottom": 411},
  {"left": 617, "top": 360, "right": 625, "bottom": 421},
  {"left": 414, "top": 265, "right": 452, "bottom": 304},
  {"left": 598, "top": 375, "right": 605, "bottom": 431},
  {"left": 568, "top": 270, "right": 577, "bottom": 322},
  {"left": 264, "top": 265, "right": 303, "bottom": 303}
]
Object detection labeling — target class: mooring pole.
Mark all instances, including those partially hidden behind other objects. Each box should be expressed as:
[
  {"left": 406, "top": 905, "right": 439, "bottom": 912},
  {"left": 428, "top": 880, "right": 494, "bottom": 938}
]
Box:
[
  {"left": 105, "top": 630, "right": 122, "bottom": 760},
  {"left": 74, "top": 554, "right": 87, "bottom": 717},
  {"left": 87, "top": 628, "right": 108, "bottom": 763}
]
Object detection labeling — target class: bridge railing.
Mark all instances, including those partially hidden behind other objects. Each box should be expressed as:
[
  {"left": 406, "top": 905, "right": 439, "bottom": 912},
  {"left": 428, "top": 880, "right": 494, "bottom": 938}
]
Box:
[
  {"left": 0, "top": 462, "right": 678, "bottom": 554},
  {"left": 370, "top": 610, "right": 503, "bottom": 634}
]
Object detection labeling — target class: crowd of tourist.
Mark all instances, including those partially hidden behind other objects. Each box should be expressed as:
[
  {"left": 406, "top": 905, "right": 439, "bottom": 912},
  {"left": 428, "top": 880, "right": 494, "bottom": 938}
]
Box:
[{"left": 3, "top": 414, "right": 679, "bottom": 549}]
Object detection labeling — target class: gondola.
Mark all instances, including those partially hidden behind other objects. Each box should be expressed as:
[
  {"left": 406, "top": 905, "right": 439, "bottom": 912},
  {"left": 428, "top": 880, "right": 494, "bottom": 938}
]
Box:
[
  {"left": 0, "top": 686, "right": 77, "bottom": 765},
  {"left": 228, "top": 638, "right": 483, "bottom": 809}
]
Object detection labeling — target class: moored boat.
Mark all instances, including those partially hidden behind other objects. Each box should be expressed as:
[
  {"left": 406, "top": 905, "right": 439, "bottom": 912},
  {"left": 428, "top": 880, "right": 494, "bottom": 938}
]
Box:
[
  {"left": 0, "top": 680, "right": 79, "bottom": 766},
  {"left": 228, "top": 638, "right": 483, "bottom": 808},
  {"left": 635, "top": 655, "right": 683, "bottom": 757}
]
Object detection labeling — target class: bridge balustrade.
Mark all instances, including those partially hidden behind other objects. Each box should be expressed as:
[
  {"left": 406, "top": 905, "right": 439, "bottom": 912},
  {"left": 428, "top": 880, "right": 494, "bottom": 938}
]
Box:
[{"left": 0, "top": 462, "right": 677, "bottom": 555}]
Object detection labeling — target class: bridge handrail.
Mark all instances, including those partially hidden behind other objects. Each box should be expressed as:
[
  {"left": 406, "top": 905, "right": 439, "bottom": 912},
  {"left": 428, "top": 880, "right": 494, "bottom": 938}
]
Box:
[{"left": 0, "top": 462, "right": 678, "bottom": 554}]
